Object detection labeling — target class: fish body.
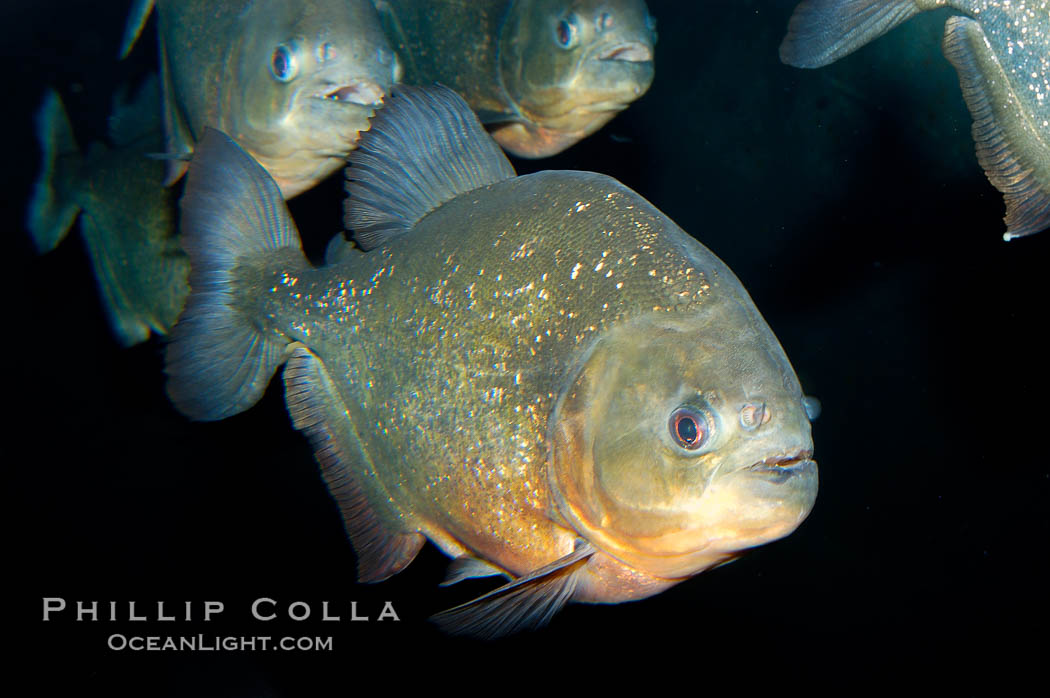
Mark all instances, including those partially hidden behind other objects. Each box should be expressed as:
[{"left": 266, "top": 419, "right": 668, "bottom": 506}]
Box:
[
  {"left": 166, "top": 86, "right": 817, "bottom": 636},
  {"left": 123, "top": 0, "right": 401, "bottom": 197},
  {"left": 373, "top": 0, "right": 656, "bottom": 157},
  {"left": 780, "top": 0, "right": 1050, "bottom": 239},
  {"left": 26, "top": 79, "right": 188, "bottom": 346}
]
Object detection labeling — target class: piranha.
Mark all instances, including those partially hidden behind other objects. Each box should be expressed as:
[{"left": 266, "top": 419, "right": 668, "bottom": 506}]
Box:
[
  {"left": 372, "top": 0, "right": 656, "bottom": 158},
  {"left": 26, "top": 78, "right": 188, "bottom": 346},
  {"left": 779, "top": 0, "right": 1050, "bottom": 239},
  {"left": 165, "top": 85, "right": 818, "bottom": 637},
  {"left": 120, "top": 0, "right": 401, "bottom": 198}
]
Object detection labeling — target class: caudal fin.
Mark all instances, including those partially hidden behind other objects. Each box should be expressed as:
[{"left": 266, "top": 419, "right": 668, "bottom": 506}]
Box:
[
  {"left": 779, "top": 0, "right": 924, "bottom": 68},
  {"left": 26, "top": 90, "right": 82, "bottom": 253},
  {"left": 165, "top": 128, "right": 304, "bottom": 421}
]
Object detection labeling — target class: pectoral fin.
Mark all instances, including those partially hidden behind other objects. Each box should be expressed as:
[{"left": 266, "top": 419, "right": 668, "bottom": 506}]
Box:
[
  {"left": 284, "top": 344, "right": 424, "bottom": 582},
  {"left": 431, "top": 541, "right": 595, "bottom": 639}
]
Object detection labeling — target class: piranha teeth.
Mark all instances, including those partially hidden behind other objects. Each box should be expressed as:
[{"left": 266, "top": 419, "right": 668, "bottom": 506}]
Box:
[
  {"left": 599, "top": 42, "right": 652, "bottom": 62},
  {"left": 322, "top": 80, "right": 384, "bottom": 106}
]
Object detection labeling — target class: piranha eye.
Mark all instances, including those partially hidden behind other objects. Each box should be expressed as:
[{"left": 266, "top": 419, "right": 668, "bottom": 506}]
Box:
[
  {"left": 271, "top": 44, "right": 298, "bottom": 82},
  {"left": 555, "top": 15, "right": 579, "bottom": 49},
  {"left": 669, "top": 407, "right": 712, "bottom": 451}
]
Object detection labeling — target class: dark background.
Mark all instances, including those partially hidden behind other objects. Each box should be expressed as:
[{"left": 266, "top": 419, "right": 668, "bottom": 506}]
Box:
[{"left": 10, "top": 0, "right": 1047, "bottom": 692}]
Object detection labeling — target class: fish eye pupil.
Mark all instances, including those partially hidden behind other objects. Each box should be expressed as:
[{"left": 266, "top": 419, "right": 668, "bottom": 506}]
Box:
[
  {"left": 556, "top": 17, "right": 576, "bottom": 48},
  {"left": 670, "top": 408, "right": 707, "bottom": 450},
  {"left": 271, "top": 45, "right": 296, "bottom": 82}
]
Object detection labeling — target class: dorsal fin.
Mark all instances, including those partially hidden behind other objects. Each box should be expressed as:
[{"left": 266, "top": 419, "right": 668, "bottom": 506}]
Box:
[{"left": 344, "top": 84, "right": 516, "bottom": 250}]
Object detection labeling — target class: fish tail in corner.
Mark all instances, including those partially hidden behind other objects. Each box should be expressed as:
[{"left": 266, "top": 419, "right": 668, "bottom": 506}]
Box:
[
  {"left": 165, "top": 128, "right": 305, "bottom": 422},
  {"left": 26, "top": 89, "right": 82, "bottom": 254},
  {"left": 779, "top": 0, "right": 926, "bottom": 68},
  {"left": 942, "top": 16, "right": 1050, "bottom": 240}
]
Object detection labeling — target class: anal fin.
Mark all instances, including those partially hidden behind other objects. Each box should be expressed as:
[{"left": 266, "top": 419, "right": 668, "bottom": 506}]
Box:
[
  {"left": 283, "top": 344, "right": 424, "bottom": 582},
  {"left": 431, "top": 541, "right": 595, "bottom": 639}
]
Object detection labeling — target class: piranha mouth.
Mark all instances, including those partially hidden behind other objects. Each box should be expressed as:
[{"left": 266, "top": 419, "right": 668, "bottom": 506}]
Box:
[
  {"left": 747, "top": 450, "right": 815, "bottom": 482},
  {"left": 598, "top": 42, "right": 653, "bottom": 62},
  {"left": 316, "top": 79, "right": 384, "bottom": 106}
]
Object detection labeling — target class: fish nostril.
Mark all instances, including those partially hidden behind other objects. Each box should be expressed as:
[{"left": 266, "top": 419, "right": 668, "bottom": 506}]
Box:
[
  {"left": 740, "top": 402, "right": 767, "bottom": 430},
  {"left": 598, "top": 12, "right": 614, "bottom": 32}
]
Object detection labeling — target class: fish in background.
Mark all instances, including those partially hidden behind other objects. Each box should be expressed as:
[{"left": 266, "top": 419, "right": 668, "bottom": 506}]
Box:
[
  {"left": 120, "top": 0, "right": 401, "bottom": 198},
  {"left": 26, "top": 77, "right": 189, "bottom": 346},
  {"left": 780, "top": 0, "right": 1049, "bottom": 240},
  {"left": 165, "top": 85, "right": 818, "bottom": 638},
  {"left": 372, "top": 0, "right": 656, "bottom": 158}
]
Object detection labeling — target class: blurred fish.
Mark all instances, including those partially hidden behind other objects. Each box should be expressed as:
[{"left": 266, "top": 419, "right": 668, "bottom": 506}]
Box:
[
  {"left": 165, "top": 86, "right": 818, "bottom": 638},
  {"left": 26, "top": 78, "right": 188, "bottom": 346},
  {"left": 373, "top": 0, "right": 656, "bottom": 158},
  {"left": 121, "top": 0, "right": 401, "bottom": 198},
  {"left": 780, "top": 0, "right": 1049, "bottom": 239}
]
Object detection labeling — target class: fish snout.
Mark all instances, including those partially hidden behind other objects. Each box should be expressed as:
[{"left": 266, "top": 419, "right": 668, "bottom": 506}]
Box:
[{"left": 598, "top": 41, "right": 652, "bottom": 63}]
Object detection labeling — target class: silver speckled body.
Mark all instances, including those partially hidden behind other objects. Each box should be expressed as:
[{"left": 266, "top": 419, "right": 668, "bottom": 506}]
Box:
[{"left": 243, "top": 171, "right": 776, "bottom": 577}]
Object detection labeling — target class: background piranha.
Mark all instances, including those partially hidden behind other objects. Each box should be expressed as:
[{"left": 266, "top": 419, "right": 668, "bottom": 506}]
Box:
[
  {"left": 374, "top": 0, "right": 656, "bottom": 157},
  {"left": 122, "top": 0, "right": 402, "bottom": 197},
  {"left": 26, "top": 76, "right": 187, "bottom": 345}
]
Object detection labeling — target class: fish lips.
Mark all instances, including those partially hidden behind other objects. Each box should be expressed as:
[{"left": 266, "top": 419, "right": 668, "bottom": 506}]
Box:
[
  {"left": 315, "top": 79, "right": 385, "bottom": 107},
  {"left": 597, "top": 41, "right": 653, "bottom": 63},
  {"left": 745, "top": 450, "right": 817, "bottom": 484}
]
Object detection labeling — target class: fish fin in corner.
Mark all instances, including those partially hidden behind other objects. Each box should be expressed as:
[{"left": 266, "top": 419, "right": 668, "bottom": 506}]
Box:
[
  {"left": 26, "top": 89, "right": 82, "bottom": 254},
  {"left": 284, "top": 344, "right": 425, "bottom": 582},
  {"left": 431, "top": 541, "right": 595, "bottom": 639},
  {"left": 165, "top": 128, "right": 299, "bottom": 421},
  {"left": 942, "top": 16, "right": 1050, "bottom": 240},
  {"left": 779, "top": 0, "right": 925, "bottom": 68},
  {"left": 344, "top": 84, "right": 516, "bottom": 250},
  {"left": 119, "top": 0, "right": 155, "bottom": 59},
  {"left": 159, "top": 31, "right": 194, "bottom": 186}
]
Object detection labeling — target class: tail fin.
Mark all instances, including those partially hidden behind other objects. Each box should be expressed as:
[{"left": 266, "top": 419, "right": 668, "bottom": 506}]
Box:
[
  {"left": 779, "top": 0, "right": 924, "bottom": 68},
  {"left": 26, "top": 90, "right": 82, "bottom": 253},
  {"left": 165, "top": 128, "right": 305, "bottom": 421}
]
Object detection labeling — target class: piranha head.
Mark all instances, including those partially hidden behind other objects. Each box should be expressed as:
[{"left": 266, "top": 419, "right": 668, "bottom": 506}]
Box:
[
  {"left": 496, "top": 0, "right": 656, "bottom": 157},
  {"left": 549, "top": 297, "right": 817, "bottom": 598},
  {"left": 231, "top": 0, "right": 402, "bottom": 197}
]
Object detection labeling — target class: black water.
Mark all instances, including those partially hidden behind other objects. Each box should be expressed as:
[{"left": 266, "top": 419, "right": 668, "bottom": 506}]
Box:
[{"left": 10, "top": 1, "right": 1047, "bottom": 693}]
